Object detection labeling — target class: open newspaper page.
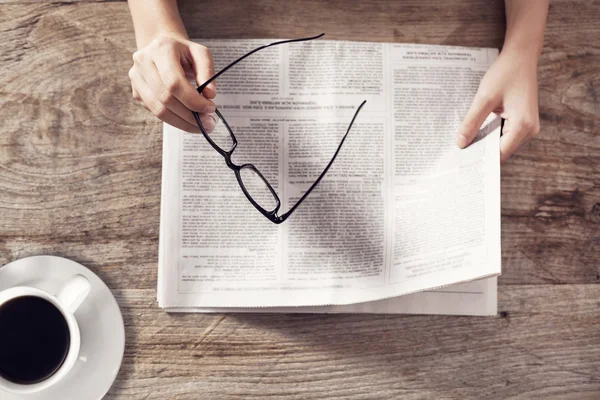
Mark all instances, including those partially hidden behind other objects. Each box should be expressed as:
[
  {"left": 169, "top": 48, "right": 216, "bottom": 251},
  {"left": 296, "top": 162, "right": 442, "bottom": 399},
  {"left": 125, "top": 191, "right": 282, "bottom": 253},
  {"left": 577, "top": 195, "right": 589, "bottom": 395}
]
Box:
[
  {"left": 387, "top": 45, "right": 502, "bottom": 299},
  {"left": 158, "top": 39, "right": 500, "bottom": 312}
]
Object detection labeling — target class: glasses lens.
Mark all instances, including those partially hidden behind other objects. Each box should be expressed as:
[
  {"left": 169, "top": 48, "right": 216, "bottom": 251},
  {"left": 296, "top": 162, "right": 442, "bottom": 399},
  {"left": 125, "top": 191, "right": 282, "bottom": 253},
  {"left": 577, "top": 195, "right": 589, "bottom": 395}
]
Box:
[
  {"left": 202, "top": 110, "right": 234, "bottom": 152},
  {"left": 239, "top": 166, "right": 278, "bottom": 213}
]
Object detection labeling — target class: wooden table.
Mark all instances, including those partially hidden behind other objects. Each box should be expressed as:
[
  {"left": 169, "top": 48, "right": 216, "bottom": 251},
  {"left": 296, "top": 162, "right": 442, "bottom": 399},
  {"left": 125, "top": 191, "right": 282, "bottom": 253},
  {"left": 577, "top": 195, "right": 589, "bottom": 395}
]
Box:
[{"left": 1, "top": 1, "right": 599, "bottom": 398}]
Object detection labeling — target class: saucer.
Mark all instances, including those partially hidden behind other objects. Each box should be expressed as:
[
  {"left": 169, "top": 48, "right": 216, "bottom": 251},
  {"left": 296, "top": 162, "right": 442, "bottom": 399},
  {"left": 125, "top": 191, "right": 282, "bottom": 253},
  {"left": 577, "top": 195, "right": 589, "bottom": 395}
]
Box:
[{"left": 0, "top": 256, "right": 125, "bottom": 400}]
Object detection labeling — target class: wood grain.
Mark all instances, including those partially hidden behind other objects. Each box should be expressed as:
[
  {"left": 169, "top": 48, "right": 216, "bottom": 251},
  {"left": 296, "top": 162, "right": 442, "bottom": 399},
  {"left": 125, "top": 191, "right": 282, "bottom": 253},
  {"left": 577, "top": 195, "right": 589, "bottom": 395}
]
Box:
[
  {"left": 108, "top": 285, "right": 600, "bottom": 400},
  {"left": 0, "top": 1, "right": 599, "bottom": 399}
]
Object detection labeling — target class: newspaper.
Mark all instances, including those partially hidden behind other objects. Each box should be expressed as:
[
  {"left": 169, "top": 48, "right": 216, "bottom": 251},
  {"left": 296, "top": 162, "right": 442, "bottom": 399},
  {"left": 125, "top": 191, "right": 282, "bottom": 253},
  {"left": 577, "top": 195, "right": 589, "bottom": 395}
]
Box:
[{"left": 158, "top": 39, "right": 501, "bottom": 315}]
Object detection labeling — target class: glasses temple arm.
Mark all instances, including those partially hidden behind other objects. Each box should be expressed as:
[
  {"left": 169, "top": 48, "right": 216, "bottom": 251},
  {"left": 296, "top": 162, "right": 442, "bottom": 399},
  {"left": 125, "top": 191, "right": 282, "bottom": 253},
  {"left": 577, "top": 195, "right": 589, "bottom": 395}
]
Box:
[
  {"left": 277, "top": 100, "right": 367, "bottom": 223},
  {"left": 197, "top": 33, "right": 325, "bottom": 93}
]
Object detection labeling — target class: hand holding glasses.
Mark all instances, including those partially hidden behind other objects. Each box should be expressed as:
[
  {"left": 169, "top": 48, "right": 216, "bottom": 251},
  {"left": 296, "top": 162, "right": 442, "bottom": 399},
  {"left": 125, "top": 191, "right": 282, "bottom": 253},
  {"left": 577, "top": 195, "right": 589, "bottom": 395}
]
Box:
[{"left": 192, "top": 34, "right": 366, "bottom": 224}]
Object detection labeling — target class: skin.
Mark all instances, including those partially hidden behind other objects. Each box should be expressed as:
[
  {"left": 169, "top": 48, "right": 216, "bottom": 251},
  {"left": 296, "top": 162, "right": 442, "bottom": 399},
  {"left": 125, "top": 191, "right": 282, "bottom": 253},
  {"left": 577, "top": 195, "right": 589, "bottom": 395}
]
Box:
[
  {"left": 128, "top": 0, "right": 216, "bottom": 133},
  {"left": 128, "top": 0, "right": 549, "bottom": 162},
  {"left": 457, "top": 0, "right": 549, "bottom": 163}
]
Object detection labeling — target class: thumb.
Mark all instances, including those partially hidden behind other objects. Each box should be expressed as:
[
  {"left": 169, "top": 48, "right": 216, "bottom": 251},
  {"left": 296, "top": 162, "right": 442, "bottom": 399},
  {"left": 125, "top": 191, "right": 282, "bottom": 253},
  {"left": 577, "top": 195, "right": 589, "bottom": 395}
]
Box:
[
  {"left": 457, "top": 91, "right": 498, "bottom": 148},
  {"left": 189, "top": 43, "right": 217, "bottom": 99}
]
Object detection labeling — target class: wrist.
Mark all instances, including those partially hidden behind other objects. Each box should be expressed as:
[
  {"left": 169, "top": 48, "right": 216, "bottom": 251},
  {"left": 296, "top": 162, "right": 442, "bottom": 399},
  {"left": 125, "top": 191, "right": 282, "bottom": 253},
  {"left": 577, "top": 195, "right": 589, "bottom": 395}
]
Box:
[
  {"left": 502, "top": 0, "right": 548, "bottom": 62},
  {"left": 137, "top": 27, "right": 188, "bottom": 49},
  {"left": 500, "top": 41, "right": 541, "bottom": 67},
  {"left": 156, "top": 29, "right": 189, "bottom": 42},
  {"left": 129, "top": 0, "right": 188, "bottom": 48}
]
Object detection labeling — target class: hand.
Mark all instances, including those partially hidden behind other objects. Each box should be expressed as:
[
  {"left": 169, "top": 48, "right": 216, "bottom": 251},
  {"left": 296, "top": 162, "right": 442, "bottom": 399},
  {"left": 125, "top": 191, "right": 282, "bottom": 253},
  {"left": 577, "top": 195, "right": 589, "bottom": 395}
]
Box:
[
  {"left": 128, "top": 34, "right": 217, "bottom": 133},
  {"left": 456, "top": 48, "right": 541, "bottom": 163}
]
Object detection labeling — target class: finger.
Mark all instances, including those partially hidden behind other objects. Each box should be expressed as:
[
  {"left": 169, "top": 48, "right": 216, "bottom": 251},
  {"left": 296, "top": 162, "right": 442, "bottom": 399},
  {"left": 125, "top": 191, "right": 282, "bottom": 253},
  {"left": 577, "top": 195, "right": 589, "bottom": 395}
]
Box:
[
  {"left": 457, "top": 91, "right": 498, "bottom": 148},
  {"left": 131, "top": 83, "right": 141, "bottom": 102},
  {"left": 499, "top": 118, "right": 537, "bottom": 163},
  {"left": 189, "top": 44, "right": 216, "bottom": 98},
  {"left": 137, "top": 58, "right": 204, "bottom": 126},
  {"left": 129, "top": 67, "right": 202, "bottom": 133},
  {"left": 197, "top": 112, "right": 217, "bottom": 133},
  {"left": 153, "top": 52, "right": 215, "bottom": 114},
  {"left": 131, "top": 82, "right": 150, "bottom": 111}
]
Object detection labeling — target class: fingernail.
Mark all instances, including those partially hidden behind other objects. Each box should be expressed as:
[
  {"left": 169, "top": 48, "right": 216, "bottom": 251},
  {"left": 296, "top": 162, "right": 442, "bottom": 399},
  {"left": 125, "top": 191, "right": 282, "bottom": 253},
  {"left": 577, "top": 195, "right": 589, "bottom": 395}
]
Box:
[
  {"left": 203, "top": 87, "right": 216, "bottom": 99},
  {"left": 456, "top": 133, "right": 468, "bottom": 149},
  {"left": 204, "top": 102, "right": 216, "bottom": 113},
  {"left": 202, "top": 114, "right": 217, "bottom": 132}
]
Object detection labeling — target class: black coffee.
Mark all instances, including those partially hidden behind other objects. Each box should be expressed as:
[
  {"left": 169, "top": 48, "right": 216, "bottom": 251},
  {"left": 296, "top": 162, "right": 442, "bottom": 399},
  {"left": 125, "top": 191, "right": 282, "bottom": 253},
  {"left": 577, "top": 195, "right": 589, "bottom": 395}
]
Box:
[{"left": 0, "top": 296, "right": 70, "bottom": 384}]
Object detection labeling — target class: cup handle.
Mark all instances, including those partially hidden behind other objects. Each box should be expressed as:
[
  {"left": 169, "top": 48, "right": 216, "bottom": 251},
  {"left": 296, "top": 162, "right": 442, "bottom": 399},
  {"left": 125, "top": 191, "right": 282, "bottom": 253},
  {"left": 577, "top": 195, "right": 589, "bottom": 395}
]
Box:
[{"left": 56, "top": 274, "right": 91, "bottom": 314}]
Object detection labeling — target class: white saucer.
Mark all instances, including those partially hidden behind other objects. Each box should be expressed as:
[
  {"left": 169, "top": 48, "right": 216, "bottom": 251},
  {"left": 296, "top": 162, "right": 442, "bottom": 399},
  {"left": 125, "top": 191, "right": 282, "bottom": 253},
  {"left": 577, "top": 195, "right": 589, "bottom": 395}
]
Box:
[{"left": 0, "top": 256, "right": 125, "bottom": 400}]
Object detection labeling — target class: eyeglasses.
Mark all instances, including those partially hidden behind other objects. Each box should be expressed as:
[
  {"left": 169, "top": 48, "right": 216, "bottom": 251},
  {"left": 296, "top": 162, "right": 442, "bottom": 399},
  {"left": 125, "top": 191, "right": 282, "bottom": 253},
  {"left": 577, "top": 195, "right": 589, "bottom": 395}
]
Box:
[{"left": 192, "top": 34, "right": 366, "bottom": 224}]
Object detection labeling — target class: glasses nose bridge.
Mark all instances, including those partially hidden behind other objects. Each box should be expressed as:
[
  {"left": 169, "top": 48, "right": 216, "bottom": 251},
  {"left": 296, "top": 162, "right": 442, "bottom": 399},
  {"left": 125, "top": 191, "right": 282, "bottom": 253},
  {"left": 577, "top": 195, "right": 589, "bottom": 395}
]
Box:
[
  {"left": 223, "top": 147, "right": 241, "bottom": 171},
  {"left": 224, "top": 156, "right": 236, "bottom": 170}
]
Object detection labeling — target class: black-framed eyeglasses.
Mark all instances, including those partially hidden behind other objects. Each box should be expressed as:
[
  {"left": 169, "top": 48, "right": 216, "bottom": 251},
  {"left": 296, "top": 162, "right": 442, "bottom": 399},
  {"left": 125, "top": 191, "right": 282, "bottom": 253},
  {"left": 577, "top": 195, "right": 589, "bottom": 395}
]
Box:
[{"left": 192, "top": 33, "right": 366, "bottom": 224}]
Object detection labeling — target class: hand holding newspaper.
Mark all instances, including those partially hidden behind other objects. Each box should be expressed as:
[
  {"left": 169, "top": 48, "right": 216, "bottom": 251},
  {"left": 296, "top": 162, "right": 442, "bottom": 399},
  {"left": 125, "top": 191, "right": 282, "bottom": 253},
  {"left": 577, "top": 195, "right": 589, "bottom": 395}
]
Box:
[{"left": 158, "top": 37, "right": 501, "bottom": 315}]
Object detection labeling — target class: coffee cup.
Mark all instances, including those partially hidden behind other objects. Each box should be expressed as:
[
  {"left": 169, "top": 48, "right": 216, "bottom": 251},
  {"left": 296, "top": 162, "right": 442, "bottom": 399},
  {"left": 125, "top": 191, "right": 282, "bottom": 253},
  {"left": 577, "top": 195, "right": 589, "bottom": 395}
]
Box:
[{"left": 0, "top": 274, "right": 91, "bottom": 394}]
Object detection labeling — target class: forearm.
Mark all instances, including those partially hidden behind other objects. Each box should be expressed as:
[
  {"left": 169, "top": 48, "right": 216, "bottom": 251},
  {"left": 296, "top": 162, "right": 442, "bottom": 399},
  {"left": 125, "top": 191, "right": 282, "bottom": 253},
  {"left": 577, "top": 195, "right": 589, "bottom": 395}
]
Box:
[
  {"left": 128, "top": 0, "right": 188, "bottom": 49},
  {"left": 503, "top": 0, "right": 549, "bottom": 58}
]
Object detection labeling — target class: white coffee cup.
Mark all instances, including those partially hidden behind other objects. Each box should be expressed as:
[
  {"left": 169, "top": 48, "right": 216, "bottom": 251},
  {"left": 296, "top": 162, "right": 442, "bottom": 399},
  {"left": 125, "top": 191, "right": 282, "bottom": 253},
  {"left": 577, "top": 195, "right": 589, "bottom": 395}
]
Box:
[{"left": 0, "top": 274, "right": 91, "bottom": 394}]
